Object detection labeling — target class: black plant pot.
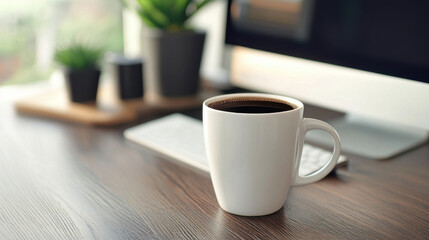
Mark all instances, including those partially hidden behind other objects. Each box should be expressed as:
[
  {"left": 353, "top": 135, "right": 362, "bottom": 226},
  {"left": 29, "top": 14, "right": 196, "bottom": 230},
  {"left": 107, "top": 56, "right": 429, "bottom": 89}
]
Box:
[
  {"left": 107, "top": 54, "right": 144, "bottom": 100},
  {"left": 142, "top": 29, "right": 206, "bottom": 97},
  {"left": 65, "top": 68, "right": 100, "bottom": 103}
]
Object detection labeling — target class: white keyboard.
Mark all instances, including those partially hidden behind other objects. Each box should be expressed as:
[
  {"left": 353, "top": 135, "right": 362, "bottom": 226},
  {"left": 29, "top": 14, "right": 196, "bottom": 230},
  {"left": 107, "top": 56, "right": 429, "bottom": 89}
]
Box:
[{"left": 124, "top": 113, "right": 347, "bottom": 176}]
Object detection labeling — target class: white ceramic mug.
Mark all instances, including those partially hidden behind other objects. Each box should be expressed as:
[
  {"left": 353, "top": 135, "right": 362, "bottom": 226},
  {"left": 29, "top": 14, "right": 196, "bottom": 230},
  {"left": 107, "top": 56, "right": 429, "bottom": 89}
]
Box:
[{"left": 203, "top": 93, "right": 341, "bottom": 216}]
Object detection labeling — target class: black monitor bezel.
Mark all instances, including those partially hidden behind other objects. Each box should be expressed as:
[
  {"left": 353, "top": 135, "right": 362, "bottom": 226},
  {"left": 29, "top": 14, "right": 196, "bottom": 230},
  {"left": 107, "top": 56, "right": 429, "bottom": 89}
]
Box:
[{"left": 225, "top": 0, "right": 429, "bottom": 83}]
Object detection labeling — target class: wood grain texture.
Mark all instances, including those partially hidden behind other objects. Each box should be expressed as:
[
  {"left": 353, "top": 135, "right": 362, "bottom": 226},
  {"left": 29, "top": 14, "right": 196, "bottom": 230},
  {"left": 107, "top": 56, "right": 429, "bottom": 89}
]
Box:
[
  {"left": 14, "top": 83, "right": 216, "bottom": 126},
  {"left": 1, "top": 86, "right": 429, "bottom": 239},
  {"left": 14, "top": 85, "right": 142, "bottom": 126}
]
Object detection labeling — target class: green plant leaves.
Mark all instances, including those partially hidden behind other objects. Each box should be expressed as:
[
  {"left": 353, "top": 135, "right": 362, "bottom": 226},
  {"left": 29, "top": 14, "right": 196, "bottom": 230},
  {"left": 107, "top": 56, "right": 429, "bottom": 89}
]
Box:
[
  {"left": 136, "top": 0, "right": 170, "bottom": 28},
  {"left": 173, "top": 0, "right": 192, "bottom": 27},
  {"left": 151, "top": 0, "right": 172, "bottom": 19},
  {"left": 125, "top": 0, "right": 214, "bottom": 31},
  {"left": 55, "top": 44, "right": 103, "bottom": 70}
]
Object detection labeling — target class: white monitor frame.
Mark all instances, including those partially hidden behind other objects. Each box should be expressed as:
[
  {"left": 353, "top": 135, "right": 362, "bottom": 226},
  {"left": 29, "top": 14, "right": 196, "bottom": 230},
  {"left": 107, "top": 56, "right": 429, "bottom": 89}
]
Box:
[{"left": 230, "top": 46, "right": 429, "bottom": 158}]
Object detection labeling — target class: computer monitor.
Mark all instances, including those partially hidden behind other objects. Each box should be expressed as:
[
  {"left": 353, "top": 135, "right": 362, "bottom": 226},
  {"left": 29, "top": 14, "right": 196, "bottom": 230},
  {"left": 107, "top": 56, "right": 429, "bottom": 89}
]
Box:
[{"left": 225, "top": 0, "right": 429, "bottom": 159}]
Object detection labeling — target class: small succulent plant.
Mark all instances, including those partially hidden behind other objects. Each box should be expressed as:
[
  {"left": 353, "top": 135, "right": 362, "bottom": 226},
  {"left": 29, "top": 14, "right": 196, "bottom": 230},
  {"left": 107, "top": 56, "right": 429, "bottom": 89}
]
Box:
[{"left": 55, "top": 43, "right": 103, "bottom": 70}]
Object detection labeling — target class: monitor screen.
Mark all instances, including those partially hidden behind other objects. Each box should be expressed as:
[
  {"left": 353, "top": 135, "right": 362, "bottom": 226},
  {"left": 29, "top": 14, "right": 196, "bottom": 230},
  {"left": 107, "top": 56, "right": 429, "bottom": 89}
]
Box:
[{"left": 226, "top": 0, "right": 429, "bottom": 83}]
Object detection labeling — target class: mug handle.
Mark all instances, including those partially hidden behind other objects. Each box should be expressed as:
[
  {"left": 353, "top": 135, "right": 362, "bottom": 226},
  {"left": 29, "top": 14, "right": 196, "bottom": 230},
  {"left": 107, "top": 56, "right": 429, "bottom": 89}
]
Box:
[{"left": 292, "top": 118, "right": 341, "bottom": 186}]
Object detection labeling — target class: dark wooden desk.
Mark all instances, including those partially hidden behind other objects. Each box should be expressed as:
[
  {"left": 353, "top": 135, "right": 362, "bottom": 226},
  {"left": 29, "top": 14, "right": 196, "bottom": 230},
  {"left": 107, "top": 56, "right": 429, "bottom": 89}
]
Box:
[{"left": 1, "top": 86, "right": 428, "bottom": 239}]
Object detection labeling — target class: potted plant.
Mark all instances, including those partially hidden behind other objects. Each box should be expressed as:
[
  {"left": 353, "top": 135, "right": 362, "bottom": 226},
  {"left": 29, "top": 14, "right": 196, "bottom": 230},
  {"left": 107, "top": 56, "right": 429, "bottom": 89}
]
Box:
[
  {"left": 123, "top": 0, "right": 213, "bottom": 97},
  {"left": 55, "top": 43, "right": 103, "bottom": 103}
]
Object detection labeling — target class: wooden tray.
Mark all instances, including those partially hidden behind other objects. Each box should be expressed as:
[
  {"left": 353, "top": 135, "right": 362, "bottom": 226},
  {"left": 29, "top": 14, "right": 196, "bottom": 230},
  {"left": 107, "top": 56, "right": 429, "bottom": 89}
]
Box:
[{"left": 14, "top": 85, "right": 212, "bottom": 126}]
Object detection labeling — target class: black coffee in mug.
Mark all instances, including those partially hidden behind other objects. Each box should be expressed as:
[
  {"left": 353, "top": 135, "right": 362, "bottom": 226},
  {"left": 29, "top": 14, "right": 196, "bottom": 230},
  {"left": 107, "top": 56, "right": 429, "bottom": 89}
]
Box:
[{"left": 208, "top": 97, "right": 295, "bottom": 114}]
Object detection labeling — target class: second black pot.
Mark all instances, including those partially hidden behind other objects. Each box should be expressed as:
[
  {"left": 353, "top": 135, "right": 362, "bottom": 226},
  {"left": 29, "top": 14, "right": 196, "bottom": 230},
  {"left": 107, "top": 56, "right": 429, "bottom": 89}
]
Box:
[{"left": 107, "top": 54, "right": 144, "bottom": 100}]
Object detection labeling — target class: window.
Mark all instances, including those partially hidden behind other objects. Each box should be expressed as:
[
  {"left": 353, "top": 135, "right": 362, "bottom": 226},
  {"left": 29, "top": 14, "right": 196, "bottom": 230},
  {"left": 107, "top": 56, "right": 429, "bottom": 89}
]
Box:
[{"left": 0, "top": 0, "right": 123, "bottom": 85}]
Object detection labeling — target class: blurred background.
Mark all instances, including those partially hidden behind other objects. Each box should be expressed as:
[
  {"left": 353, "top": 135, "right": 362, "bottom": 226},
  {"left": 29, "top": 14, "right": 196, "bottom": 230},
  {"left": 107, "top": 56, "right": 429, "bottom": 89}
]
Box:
[
  {"left": 0, "top": 0, "right": 228, "bottom": 86},
  {"left": 0, "top": 0, "right": 123, "bottom": 85}
]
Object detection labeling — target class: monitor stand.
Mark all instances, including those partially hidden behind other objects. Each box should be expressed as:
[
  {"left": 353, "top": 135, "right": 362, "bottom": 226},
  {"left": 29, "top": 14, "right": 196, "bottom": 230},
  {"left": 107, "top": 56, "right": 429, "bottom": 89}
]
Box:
[{"left": 306, "top": 115, "right": 428, "bottom": 159}]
